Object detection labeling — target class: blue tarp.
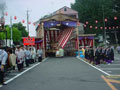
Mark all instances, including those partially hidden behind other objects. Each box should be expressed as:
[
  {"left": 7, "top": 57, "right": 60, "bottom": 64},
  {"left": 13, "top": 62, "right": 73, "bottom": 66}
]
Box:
[{"left": 75, "top": 51, "right": 85, "bottom": 58}]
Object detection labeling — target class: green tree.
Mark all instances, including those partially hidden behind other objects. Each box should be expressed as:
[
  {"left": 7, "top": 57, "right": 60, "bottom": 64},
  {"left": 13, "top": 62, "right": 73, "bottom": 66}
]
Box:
[
  {"left": 0, "top": 32, "right": 5, "bottom": 40},
  {"left": 12, "top": 27, "right": 22, "bottom": 41},
  {"left": 71, "top": 0, "right": 114, "bottom": 35},
  {"left": 0, "top": 25, "right": 22, "bottom": 42},
  {"left": 12, "top": 22, "right": 28, "bottom": 37}
]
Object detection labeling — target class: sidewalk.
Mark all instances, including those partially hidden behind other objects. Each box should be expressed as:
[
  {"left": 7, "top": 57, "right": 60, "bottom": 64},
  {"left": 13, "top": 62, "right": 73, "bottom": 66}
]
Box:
[{"left": 114, "top": 50, "right": 120, "bottom": 58}]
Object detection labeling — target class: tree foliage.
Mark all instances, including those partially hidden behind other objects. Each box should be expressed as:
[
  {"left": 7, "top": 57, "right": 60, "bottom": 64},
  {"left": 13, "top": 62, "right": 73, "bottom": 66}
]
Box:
[
  {"left": 12, "top": 22, "right": 28, "bottom": 37},
  {"left": 71, "top": 0, "right": 119, "bottom": 34},
  {"left": 71, "top": 0, "right": 120, "bottom": 44},
  {"left": 0, "top": 25, "right": 22, "bottom": 42},
  {"left": 0, "top": 22, "right": 28, "bottom": 43}
]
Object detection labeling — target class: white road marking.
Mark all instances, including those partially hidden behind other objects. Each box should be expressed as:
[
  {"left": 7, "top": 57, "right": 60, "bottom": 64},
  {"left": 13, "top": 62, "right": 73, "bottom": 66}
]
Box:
[
  {"left": 114, "top": 61, "right": 120, "bottom": 62},
  {"left": 77, "top": 57, "right": 111, "bottom": 76},
  {"left": 114, "top": 57, "right": 120, "bottom": 60},
  {"left": 101, "top": 68, "right": 120, "bottom": 70},
  {"left": 4, "top": 63, "right": 40, "bottom": 84},
  {"left": 4, "top": 58, "right": 48, "bottom": 85},
  {"left": 106, "top": 71, "right": 112, "bottom": 73},
  {"left": 109, "top": 64, "right": 120, "bottom": 65}
]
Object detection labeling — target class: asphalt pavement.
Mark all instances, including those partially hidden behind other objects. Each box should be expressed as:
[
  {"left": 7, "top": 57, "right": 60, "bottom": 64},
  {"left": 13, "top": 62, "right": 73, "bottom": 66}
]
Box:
[{"left": 0, "top": 57, "right": 112, "bottom": 90}]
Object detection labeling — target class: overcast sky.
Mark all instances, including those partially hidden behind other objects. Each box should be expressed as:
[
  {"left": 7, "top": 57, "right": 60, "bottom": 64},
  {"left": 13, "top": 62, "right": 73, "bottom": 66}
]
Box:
[{"left": 1, "top": 0, "right": 75, "bottom": 36}]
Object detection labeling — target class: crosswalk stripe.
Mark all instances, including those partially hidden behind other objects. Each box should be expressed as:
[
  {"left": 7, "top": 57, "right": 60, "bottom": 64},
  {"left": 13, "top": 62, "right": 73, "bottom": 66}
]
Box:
[{"left": 101, "top": 68, "right": 120, "bottom": 70}]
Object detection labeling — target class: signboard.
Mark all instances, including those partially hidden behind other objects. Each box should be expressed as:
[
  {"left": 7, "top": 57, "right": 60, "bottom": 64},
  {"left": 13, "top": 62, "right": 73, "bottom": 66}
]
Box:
[{"left": 23, "top": 37, "right": 35, "bottom": 45}]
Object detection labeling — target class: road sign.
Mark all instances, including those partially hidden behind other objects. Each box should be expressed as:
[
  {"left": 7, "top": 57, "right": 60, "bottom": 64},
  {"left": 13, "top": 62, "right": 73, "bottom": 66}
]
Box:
[{"left": 23, "top": 37, "right": 35, "bottom": 45}]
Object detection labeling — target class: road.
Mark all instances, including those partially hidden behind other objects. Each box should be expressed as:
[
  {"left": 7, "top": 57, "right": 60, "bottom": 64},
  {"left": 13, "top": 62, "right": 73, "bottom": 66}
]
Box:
[{"left": 1, "top": 57, "right": 115, "bottom": 90}]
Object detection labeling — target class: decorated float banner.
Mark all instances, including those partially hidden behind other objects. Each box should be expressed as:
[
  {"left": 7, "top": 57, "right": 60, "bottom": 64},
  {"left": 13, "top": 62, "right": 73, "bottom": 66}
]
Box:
[
  {"left": 44, "top": 21, "right": 77, "bottom": 28},
  {"left": 79, "top": 36, "right": 94, "bottom": 48},
  {"left": 23, "top": 37, "right": 35, "bottom": 45}
]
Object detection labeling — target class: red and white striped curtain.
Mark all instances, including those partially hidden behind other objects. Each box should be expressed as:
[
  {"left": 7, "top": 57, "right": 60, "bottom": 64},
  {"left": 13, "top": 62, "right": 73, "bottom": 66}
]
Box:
[
  {"left": 58, "top": 27, "right": 74, "bottom": 48},
  {"left": 79, "top": 39, "right": 93, "bottom": 48},
  {"left": 46, "top": 30, "right": 60, "bottom": 42},
  {"left": 44, "top": 28, "right": 74, "bottom": 49}
]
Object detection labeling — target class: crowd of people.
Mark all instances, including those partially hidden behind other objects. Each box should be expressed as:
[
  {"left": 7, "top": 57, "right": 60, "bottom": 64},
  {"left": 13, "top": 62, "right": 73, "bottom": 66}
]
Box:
[
  {"left": 0, "top": 45, "right": 43, "bottom": 85},
  {"left": 83, "top": 46, "right": 114, "bottom": 65}
]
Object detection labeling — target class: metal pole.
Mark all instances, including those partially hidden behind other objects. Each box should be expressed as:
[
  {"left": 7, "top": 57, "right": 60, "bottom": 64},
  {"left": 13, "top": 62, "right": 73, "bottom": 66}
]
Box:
[
  {"left": 10, "top": 16, "right": 13, "bottom": 47},
  {"left": 102, "top": 5, "right": 106, "bottom": 46},
  {"left": 27, "top": 10, "right": 29, "bottom": 36},
  {"left": 114, "top": 29, "right": 118, "bottom": 45},
  {"left": 6, "top": 30, "right": 7, "bottom": 49},
  {"left": 42, "top": 22, "right": 45, "bottom": 58},
  {"left": 76, "top": 25, "right": 80, "bottom": 57}
]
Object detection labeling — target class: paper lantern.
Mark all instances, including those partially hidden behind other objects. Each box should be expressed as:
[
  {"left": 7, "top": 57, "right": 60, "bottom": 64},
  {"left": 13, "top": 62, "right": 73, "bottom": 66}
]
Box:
[
  {"left": 86, "top": 21, "right": 88, "bottom": 24},
  {"left": 113, "top": 27, "right": 115, "bottom": 29},
  {"left": 14, "top": 16, "right": 17, "bottom": 20},
  {"left": 104, "top": 18, "right": 107, "bottom": 22},
  {"left": 114, "top": 16, "right": 117, "bottom": 20},
  {"left": 90, "top": 25, "right": 93, "bottom": 29},
  {"left": 95, "top": 26, "right": 98, "bottom": 29},
  {"left": 105, "top": 27, "right": 107, "bottom": 30},
  {"left": 22, "top": 20, "right": 25, "bottom": 23},
  {"left": 28, "top": 21, "right": 31, "bottom": 24},
  {"left": 116, "top": 26, "right": 119, "bottom": 29},
  {"left": 84, "top": 24, "right": 86, "bottom": 27},
  {"left": 100, "top": 27, "right": 103, "bottom": 29},
  {"left": 95, "top": 20, "right": 98, "bottom": 23},
  {"left": 109, "top": 27, "right": 111, "bottom": 30}
]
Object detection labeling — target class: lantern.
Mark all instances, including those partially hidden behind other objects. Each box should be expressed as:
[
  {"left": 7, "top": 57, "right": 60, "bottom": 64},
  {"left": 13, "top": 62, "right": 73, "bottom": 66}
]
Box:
[
  {"left": 116, "top": 26, "right": 119, "bottom": 29},
  {"left": 100, "top": 27, "right": 102, "bottom": 29},
  {"left": 84, "top": 24, "right": 86, "bottom": 27},
  {"left": 105, "top": 27, "right": 107, "bottom": 30},
  {"left": 22, "top": 20, "right": 25, "bottom": 23},
  {"left": 90, "top": 25, "right": 93, "bottom": 29},
  {"left": 114, "top": 16, "right": 117, "bottom": 20},
  {"left": 95, "top": 26, "right": 98, "bottom": 29},
  {"left": 86, "top": 21, "right": 88, "bottom": 24},
  {"left": 28, "top": 21, "right": 31, "bottom": 24},
  {"left": 95, "top": 20, "right": 98, "bottom": 24},
  {"left": 113, "top": 26, "right": 115, "bottom": 29},
  {"left": 109, "top": 27, "right": 111, "bottom": 30},
  {"left": 104, "top": 18, "right": 107, "bottom": 22},
  {"left": 14, "top": 16, "right": 17, "bottom": 20}
]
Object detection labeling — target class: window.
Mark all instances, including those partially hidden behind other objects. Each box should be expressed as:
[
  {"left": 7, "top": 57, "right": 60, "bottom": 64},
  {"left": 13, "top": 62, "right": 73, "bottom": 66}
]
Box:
[{"left": 64, "top": 8, "right": 67, "bottom": 11}]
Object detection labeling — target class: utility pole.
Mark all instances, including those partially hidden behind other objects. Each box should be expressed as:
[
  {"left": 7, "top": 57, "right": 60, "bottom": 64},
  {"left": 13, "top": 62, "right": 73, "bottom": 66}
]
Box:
[
  {"left": 76, "top": 22, "right": 80, "bottom": 57},
  {"left": 27, "top": 10, "right": 29, "bottom": 36},
  {"left": 114, "top": 29, "right": 118, "bottom": 45},
  {"left": 10, "top": 16, "right": 13, "bottom": 47},
  {"left": 102, "top": 5, "right": 107, "bottom": 46}
]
